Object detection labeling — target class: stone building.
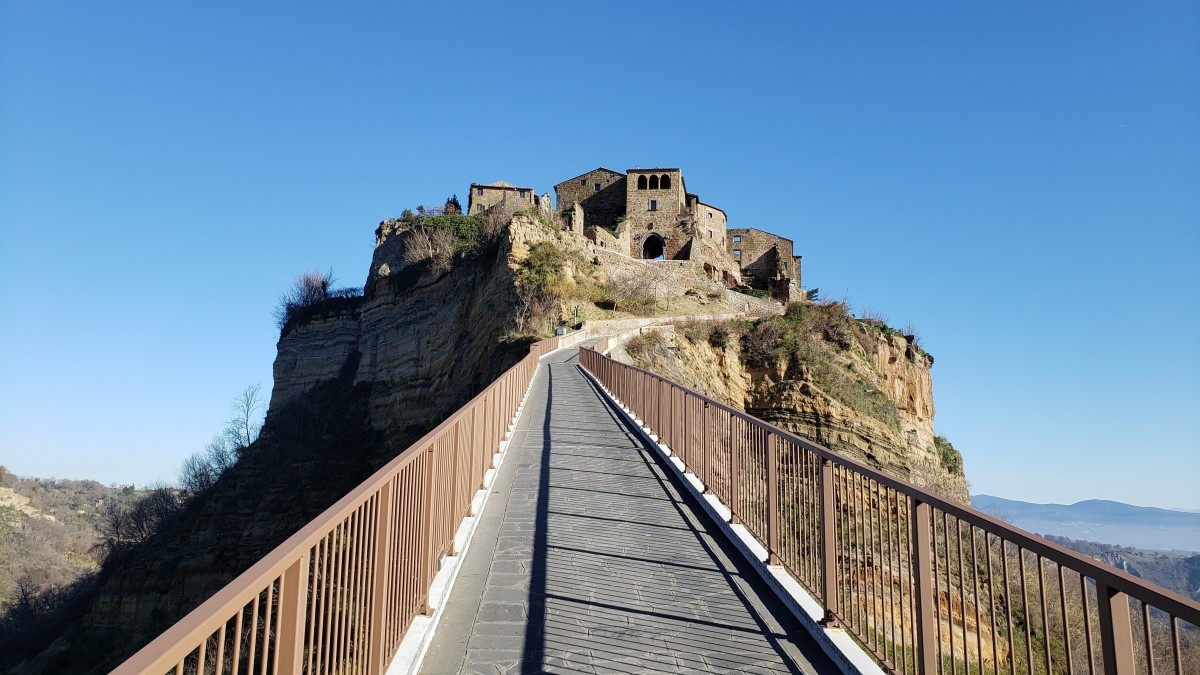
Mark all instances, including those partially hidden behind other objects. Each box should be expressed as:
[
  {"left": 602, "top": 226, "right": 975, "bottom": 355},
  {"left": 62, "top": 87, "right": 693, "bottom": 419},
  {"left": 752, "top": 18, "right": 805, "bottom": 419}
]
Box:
[
  {"left": 552, "top": 167, "right": 740, "bottom": 285},
  {"left": 727, "top": 228, "right": 802, "bottom": 302},
  {"left": 467, "top": 181, "right": 536, "bottom": 218},
  {"left": 464, "top": 166, "right": 805, "bottom": 300}
]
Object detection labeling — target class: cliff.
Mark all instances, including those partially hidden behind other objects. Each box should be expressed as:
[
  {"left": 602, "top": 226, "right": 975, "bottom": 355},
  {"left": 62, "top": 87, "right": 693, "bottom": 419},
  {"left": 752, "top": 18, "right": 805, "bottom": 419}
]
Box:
[
  {"left": 627, "top": 307, "right": 970, "bottom": 502},
  {"left": 0, "top": 216, "right": 551, "bottom": 674}
]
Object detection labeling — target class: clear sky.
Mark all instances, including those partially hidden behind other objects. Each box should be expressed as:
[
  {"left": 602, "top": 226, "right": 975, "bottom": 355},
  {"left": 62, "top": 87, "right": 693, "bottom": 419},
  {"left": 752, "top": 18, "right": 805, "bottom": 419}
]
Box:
[{"left": 1, "top": 2, "right": 1197, "bottom": 509}]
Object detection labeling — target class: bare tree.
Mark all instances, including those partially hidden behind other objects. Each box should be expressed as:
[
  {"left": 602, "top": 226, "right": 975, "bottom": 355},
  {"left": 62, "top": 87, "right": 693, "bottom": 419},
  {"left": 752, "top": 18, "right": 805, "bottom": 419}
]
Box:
[{"left": 226, "top": 384, "right": 262, "bottom": 452}]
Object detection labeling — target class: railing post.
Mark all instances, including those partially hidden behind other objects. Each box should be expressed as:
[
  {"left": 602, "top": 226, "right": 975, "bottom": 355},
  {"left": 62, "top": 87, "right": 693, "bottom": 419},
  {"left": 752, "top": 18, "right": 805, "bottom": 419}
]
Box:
[
  {"left": 819, "top": 458, "right": 838, "bottom": 623},
  {"left": 1097, "top": 580, "right": 1136, "bottom": 675},
  {"left": 368, "top": 480, "right": 394, "bottom": 674},
  {"left": 420, "top": 448, "right": 437, "bottom": 616},
  {"left": 912, "top": 498, "right": 937, "bottom": 675},
  {"left": 701, "top": 402, "right": 709, "bottom": 491},
  {"left": 766, "top": 433, "right": 779, "bottom": 565},
  {"left": 729, "top": 413, "right": 741, "bottom": 524},
  {"left": 276, "top": 554, "right": 310, "bottom": 674}
]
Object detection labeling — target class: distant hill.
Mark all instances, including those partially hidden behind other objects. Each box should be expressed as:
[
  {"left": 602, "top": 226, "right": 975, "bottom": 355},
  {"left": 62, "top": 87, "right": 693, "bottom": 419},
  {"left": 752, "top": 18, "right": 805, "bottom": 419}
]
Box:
[
  {"left": 1043, "top": 535, "right": 1200, "bottom": 602},
  {"left": 972, "top": 494, "right": 1200, "bottom": 553}
]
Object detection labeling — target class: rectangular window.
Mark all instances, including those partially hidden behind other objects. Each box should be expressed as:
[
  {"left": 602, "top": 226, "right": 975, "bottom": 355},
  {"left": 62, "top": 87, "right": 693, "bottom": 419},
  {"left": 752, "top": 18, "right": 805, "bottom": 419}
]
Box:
[
  {"left": 734, "top": 249, "right": 741, "bottom": 256},
  {"left": 783, "top": 262, "right": 789, "bottom": 271},
  {"left": 733, "top": 235, "right": 741, "bottom": 242},
  {"left": 476, "top": 187, "right": 484, "bottom": 196},
  {"left": 708, "top": 212, "right": 713, "bottom": 219},
  {"left": 649, "top": 199, "right": 657, "bottom": 211},
  {"left": 708, "top": 230, "right": 713, "bottom": 239},
  {"left": 580, "top": 179, "right": 586, "bottom": 186},
  {"left": 595, "top": 183, "right": 601, "bottom": 192}
]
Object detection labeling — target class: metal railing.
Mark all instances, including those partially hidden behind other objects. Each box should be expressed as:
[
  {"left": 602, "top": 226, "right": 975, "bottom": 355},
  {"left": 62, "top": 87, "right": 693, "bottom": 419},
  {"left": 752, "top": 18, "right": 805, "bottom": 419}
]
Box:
[
  {"left": 112, "top": 336, "right": 561, "bottom": 675},
  {"left": 580, "top": 345, "right": 1200, "bottom": 675}
]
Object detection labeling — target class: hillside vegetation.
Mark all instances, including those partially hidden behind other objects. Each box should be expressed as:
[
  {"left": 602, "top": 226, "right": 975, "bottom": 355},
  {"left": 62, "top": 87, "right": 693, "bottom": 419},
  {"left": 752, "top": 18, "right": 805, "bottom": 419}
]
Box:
[
  {"left": 0, "top": 468, "right": 147, "bottom": 622},
  {"left": 622, "top": 301, "right": 969, "bottom": 501}
]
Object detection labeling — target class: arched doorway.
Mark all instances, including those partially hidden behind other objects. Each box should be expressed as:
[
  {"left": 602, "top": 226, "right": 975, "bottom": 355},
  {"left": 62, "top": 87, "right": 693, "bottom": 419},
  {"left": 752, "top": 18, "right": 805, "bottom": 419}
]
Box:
[{"left": 642, "top": 233, "right": 665, "bottom": 260}]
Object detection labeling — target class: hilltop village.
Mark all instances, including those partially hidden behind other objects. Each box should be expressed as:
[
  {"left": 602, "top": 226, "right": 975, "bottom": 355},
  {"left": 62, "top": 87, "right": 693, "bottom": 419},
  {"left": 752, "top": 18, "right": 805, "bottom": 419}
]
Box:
[{"left": 464, "top": 166, "right": 804, "bottom": 304}]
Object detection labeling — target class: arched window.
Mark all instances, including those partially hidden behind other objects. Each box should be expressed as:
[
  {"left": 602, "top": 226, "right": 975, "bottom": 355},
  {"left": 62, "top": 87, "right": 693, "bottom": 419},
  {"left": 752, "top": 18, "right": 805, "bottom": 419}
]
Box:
[
  {"left": 642, "top": 233, "right": 665, "bottom": 260},
  {"left": 637, "top": 175, "right": 647, "bottom": 190},
  {"left": 660, "top": 174, "right": 671, "bottom": 189},
  {"left": 648, "top": 174, "right": 659, "bottom": 190}
]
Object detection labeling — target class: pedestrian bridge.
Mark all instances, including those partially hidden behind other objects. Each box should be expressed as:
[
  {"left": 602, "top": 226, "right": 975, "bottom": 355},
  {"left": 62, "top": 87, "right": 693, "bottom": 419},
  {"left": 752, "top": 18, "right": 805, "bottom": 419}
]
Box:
[{"left": 113, "top": 337, "right": 1199, "bottom": 675}]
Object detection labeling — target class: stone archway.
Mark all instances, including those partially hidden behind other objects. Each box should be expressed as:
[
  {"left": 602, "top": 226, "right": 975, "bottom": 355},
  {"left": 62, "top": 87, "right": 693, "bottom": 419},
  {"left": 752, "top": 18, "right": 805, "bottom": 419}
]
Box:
[{"left": 642, "top": 233, "right": 665, "bottom": 260}]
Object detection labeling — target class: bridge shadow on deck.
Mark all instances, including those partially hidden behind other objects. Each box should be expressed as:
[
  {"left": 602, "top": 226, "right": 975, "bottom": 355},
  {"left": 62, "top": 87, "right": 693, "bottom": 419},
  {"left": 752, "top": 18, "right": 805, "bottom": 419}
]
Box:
[{"left": 421, "top": 350, "right": 834, "bottom": 675}]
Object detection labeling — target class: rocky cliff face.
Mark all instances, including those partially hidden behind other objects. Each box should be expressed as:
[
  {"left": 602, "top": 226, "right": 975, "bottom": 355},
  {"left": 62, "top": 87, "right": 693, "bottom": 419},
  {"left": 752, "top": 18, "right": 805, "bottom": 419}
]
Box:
[
  {"left": 3, "top": 216, "right": 553, "bottom": 674},
  {"left": 630, "top": 316, "right": 969, "bottom": 502}
]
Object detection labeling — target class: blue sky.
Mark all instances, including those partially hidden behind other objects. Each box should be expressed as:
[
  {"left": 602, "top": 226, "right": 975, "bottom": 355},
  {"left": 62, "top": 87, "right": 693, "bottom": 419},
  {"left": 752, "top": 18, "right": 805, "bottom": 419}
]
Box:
[{"left": 1, "top": 2, "right": 1197, "bottom": 509}]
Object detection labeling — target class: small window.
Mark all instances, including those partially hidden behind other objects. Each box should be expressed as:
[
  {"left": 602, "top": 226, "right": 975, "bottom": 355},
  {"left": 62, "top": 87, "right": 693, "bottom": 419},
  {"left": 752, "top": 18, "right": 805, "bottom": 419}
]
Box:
[
  {"left": 476, "top": 204, "right": 484, "bottom": 212},
  {"left": 600, "top": 240, "right": 606, "bottom": 247},
  {"left": 649, "top": 175, "right": 660, "bottom": 190},
  {"left": 637, "top": 175, "right": 647, "bottom": 189},
  {"left": 661, "top": 174, "right": 671, "bottom": 189},
  {"left": 708, "top": 212, "right": 713, "bottom": 219},
  {"left": 734, "top": 249, "right": 741, "bottom": 256},
  {"left": 783, "top": 262, "right": 789, "bottom": 271},
  {"left": 733, "top": 235, "right": 741, "bottom": 242},
  {"left": 580, "top": 179, "right": 586, "bottom": 186},
  {"left": 476, "top": 187, "right": 484, "bottom": 196},
  {"left": 595, "top": 183, "right": 601, "bottom": 192},
  {"left": 708, "top": 230, "right": 713, "bottom": 239},
  {"left": 649, "top": 199, "right": 657, "bottom": 211}
]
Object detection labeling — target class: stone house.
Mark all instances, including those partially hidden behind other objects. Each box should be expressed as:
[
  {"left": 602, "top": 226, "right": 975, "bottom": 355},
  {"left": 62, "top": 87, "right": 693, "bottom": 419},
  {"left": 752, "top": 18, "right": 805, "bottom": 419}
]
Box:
[
  {"left": 467, "top": 181, "right": 536, "bottom": 219},
  {"left": 727, "top": 228, "right": 802, "bottom": 302}
]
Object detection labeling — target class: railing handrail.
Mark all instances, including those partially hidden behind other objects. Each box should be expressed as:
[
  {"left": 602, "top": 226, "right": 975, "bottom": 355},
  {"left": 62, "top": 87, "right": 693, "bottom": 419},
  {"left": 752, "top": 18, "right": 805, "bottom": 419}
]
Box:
[
  {"left": 112, "top": 335, "right": 560, "bottom": 675},
  {"left": 585, "top": 349, "right": 1199, "bottom": 622}
]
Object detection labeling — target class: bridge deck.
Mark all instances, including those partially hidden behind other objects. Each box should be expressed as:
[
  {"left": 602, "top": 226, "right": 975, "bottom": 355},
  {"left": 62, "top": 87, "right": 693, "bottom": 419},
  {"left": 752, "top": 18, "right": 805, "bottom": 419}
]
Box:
[{"left": 420, "top": 348, "right": 835, "bottom": 674}]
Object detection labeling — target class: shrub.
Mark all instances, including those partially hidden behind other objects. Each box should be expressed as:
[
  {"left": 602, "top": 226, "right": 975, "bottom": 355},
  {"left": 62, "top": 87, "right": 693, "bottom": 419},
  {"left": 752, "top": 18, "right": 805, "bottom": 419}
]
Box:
[
  {"left": 274, "top": 269, "right": 363, "bottom": 332},
  {"left": 675, "top": 319, "right": 711, "bottom": 344},
  {"left": 740, "top": 317, "right": 796, "bottom": 367},
  {"left": 935, "top": 435, "right": 963, "bottom": 475},
  {"left": 708, "top": 322, "right": 735, "bottom": 349},
  {"left": 807, "top": 301, "right": 854, "bottom": 349},
  {"left": 625, "top": 330, "right": 665, "bottom": 357}
]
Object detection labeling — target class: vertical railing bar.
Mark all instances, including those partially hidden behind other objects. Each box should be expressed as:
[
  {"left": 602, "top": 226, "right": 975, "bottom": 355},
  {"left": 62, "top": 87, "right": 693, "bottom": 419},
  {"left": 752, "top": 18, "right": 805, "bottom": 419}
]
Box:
[
  {"left": 1037, "top": 555, "right": 1051, "bottom": 675},
  {"left": 1002, "top": 542, "right": 1015, "bottom": 675},
  {"left": 955, "top": 518, "right": 966, "bottom": 675},
  {"left": 986, "top": 533, "right": 999, "bottom": 675},
  {"left": 321, "top": 529, "right": 336, "bottom": 675},
  {"left": 230, "top": 603, "right": 244, "bottom": 675},
  {"left": 1169, "top": 616, "right": 1181, "bottom": 675},
  {"left": 767, "top": 433, "right": 779, "bottom": 565},
  {"left": 820, "top": 458, "right": 837, "bottom": 623},
  {"left": 197, "top": 633, "right": 207, "bottom": 675},
  {"left": 969, "top": 525, "right": 983, "bottom": 675},
  {"left": 343, "top": 504, "right": 363, "bottom": 671},
  {"left": 257, "top": 577, "right": 274, "bottom": 675},
  {"left": 940, "top": 509, "right": 950, "bottom": 672},
  {"left": 1142, "top": 601, "right": 1155, "bottom": 675},
  {"left": 214, "top": 622, "right": 226, "bottom": 675},
  {"left": 246, "top": 593, "right": 260, "bottom": 675},
  {"left": 1059, "top": 565, "right": 1074, "bottom": 675},
  {"left": 1018, "top": 547, "right": 1032, "bottom": 675},
  {"left": 306, "top": 541, "right": 322, "bottom": 675}
]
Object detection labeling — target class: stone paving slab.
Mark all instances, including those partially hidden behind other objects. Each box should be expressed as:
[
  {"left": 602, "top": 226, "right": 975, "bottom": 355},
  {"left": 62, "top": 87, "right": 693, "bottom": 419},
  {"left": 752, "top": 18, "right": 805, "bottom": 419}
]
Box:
[{"left": 420, "top": 349, "right": 836, "bottom": 674}]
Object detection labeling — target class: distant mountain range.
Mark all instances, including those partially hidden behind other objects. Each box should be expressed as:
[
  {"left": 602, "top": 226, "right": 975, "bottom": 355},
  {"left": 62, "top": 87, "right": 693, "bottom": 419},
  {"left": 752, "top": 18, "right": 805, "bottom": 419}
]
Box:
[{"left": 971, "top": 495, "right": 1200, "bottom": 553}]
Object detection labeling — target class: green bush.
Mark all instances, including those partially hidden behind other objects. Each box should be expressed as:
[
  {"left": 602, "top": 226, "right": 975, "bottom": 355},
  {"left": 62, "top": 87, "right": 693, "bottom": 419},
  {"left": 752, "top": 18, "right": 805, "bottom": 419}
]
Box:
[
  {"left": 675, "top": 319, "right": 711, "bottom": 344},
  {"left": 935, "top": 435, "right": 963, "bottom": 475}
]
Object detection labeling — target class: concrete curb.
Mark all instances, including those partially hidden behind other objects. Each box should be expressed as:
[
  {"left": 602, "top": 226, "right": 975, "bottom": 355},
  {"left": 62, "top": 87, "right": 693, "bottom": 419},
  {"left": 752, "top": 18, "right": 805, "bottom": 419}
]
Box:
[{"left": 578, "top": 364, "right": 886, "bottom": 675}]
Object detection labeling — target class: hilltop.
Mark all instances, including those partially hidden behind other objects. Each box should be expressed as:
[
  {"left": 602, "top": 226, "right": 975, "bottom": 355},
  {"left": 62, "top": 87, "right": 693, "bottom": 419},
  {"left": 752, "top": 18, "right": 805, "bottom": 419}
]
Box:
[{"left": 2, "top": 171, "right": 970, "bottom": 672}]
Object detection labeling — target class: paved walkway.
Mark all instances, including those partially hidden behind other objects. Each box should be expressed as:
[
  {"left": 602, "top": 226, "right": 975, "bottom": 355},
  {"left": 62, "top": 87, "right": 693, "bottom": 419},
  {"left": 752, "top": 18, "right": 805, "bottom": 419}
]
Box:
[{"left": 420, "top": 349, "right": 836, "bottom": 674}]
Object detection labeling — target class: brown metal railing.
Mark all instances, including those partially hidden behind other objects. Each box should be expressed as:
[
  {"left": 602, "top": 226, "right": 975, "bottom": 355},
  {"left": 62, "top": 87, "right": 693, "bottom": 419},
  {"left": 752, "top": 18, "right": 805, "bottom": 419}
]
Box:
[
  {"left": 112, "top": 336, "right": 561, "bottom": 675},
  {"left": 580, "top": 346, "right": 1200, "bottom": 675}
]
